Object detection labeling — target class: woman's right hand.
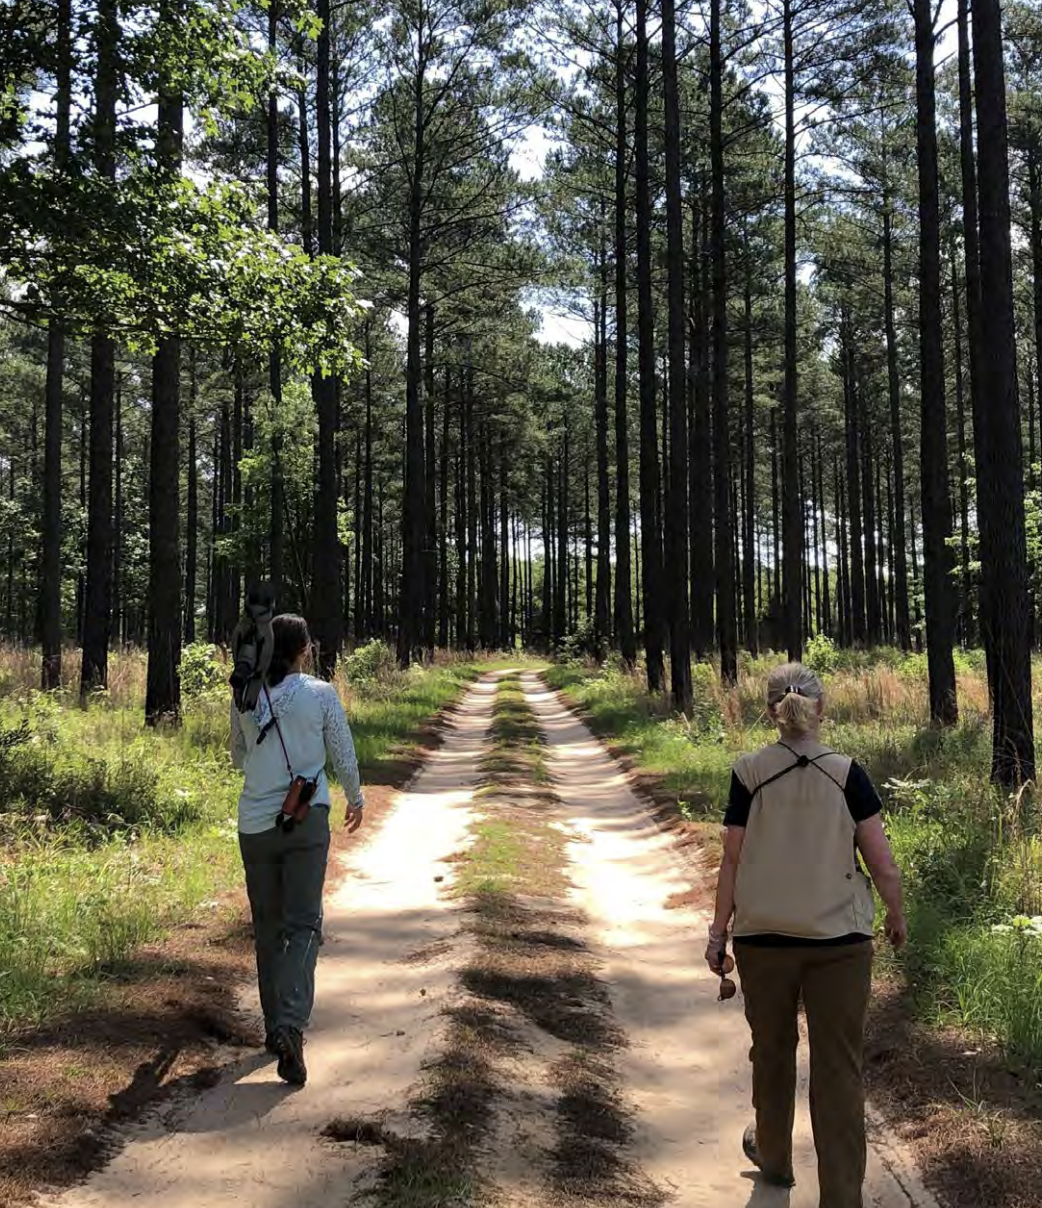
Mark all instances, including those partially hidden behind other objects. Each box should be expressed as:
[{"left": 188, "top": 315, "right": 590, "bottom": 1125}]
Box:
[{"left": 884, "top": 911, "right": 908, "bottom": 950}]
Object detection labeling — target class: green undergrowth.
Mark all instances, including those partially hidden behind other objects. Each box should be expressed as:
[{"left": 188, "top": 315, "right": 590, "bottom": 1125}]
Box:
[
  {"left": 480, "top": 675, "right": 549, "bottom": 788},
  {"left": 0, "top": 643, "right": 476, "bottom": 1038},
  {"left": 547, "top": 654, "right": 1042, "bottom": 1071}
]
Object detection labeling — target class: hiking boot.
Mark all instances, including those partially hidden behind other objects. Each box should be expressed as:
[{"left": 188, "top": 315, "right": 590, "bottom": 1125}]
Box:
[
  {"left": 264, "top": 1032, "right": 279, "bottom": 1056},
  {"left": 743, "top": 1123, "right": 795, "bottom": 1188},
  {"left": 274, "top": 1027, "right": 307, "bottom": 1087}
]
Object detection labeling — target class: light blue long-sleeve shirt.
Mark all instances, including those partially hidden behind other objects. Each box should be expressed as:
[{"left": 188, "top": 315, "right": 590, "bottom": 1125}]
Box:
[{"left": 230, "top": 673, "right": 363, "bottom": 835}]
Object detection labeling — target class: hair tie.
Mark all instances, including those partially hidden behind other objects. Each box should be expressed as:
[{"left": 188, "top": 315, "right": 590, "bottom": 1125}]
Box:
[{"left": 783, "top": 684, "right": 802, "bottom": 697}]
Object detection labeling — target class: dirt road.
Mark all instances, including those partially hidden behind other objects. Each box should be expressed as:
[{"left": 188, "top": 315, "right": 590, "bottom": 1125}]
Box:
[{"left": 36, "top": 672, "right": 939, "bottom": 1208}]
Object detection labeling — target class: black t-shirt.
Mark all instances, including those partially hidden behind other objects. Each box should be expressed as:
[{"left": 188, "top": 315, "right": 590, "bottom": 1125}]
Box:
[{"left": 723, "top": 756, "right": 882, "bottom": 948}]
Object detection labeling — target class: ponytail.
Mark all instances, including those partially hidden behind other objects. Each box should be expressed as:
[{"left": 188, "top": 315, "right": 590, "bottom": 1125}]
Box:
[
  {"left": 268, "top": 614, "right": 311, "bottom": 687},
  {"left": 766, "top": 662, "right": 824, "bottom": 736}
]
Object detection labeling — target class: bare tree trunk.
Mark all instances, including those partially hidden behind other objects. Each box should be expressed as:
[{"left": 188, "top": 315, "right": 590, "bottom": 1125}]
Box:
[
  {"left": 635, "top": 0, "right": 665, "bottom": 691},
  {"left": 268, "top": 2, "right": 285, "bottom": 593},
  {"left": 711, "top": 0, "right": 736, "bottom": 684},
  {"left": 595, "top": 240, "right": 612, "bottom": 650},
  {"left": 973, "top": 0, "right": 1034, "bottom": 781},
  {"left": 185, "top": 353, "right": 198, "bottom": 644},
  {"left": 310, "top": 0, "right": 343, "bottom": 676},
  {"left": 41, "top": 0, "right": 72, "bottom": 689},
  {"left": 662, "top": 0, "right": 692, "bottom": 710},
  {"left": 613, "top": 2, "right": 636, "bottom": 666},
  {"left": 951, "top": 248, "right": 974, "bottom": 645},
  {"left": 742, "top": 261, "right": 758, "bottom": 654},
  {"left": 81, "top": 0, "right": 119, "bottom": 698},
  {"left": 146, "top": 0, "right": 185, "bottom": 723},
  {"left": 781, "top": 0, "right": 802, "bottom": 661},
  {"left": 883, "top": 190, "right": 911, "bottom": 650},
  {"left": 439, "top": 368, "right": 451, "bottom": 649},
  {"left": 843, "top": 326, "right": 867, "bottom": 644},
  {"left": 690, "top": 193, "right": 715, "bottom": 657},
  {"left": 424, "top": 304, "right": 437, "bottom": 652},
  {"left": 914, "top": 0, "right": 958, "bottom": 723},
  {"left": 959, "top": 0, "right": 992, "bottom": 683}
]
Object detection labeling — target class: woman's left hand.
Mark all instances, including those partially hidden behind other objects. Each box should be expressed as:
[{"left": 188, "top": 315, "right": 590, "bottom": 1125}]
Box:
[{"left": 346, "top": 802, "right": 364, "bottom": 833}]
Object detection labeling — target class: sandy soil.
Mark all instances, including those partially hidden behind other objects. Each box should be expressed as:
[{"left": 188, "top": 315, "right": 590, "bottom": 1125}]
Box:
[{"left": 32, "top": 672, "right": 940, "bottom": 1208}]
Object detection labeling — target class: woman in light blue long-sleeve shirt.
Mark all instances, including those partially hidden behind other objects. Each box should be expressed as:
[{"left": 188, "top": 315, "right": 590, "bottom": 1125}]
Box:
[{"left": 230, "top": 613, "right": 364, "bottom": 1087}]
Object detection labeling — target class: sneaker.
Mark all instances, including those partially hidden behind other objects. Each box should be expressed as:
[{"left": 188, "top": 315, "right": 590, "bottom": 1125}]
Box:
[
  {"left": 743, "top": 1123, "right": 795, "bottom": 1188},
  {"left": 273, "top": 1026, "right": 307, "bottom": 1087}
]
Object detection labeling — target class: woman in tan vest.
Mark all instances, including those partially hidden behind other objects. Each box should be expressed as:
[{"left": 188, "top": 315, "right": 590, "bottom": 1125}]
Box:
[{"left": 705, "top": 663, "right": 907, "bottom": 1207}]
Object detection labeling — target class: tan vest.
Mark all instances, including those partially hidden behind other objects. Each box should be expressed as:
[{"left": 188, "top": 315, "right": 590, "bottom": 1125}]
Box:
[{"left": 732, "top": 741, "right": 875, "bottom": 941}]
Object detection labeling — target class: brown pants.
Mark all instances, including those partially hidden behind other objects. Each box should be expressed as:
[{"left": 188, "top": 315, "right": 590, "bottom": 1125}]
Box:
[{"left": 736, "top": 941, "right": 873, "bottom": 1208}]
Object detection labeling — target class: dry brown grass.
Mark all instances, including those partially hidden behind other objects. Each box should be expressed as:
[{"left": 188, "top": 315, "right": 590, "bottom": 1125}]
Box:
[
  {"left": 0, "top": 902, "right": 257, "bottom": 1207},
  {"left": 865, "top": 977, "right": 1042, "bottom": 1208}
]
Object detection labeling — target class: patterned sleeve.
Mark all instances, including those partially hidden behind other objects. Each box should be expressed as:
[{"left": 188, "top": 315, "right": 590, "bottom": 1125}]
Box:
[
  {"left": 320, "top": 685, "right": 363, "bottom": 807},
  {"left": 230, "top": 701, "right": 247, "bottom": 770}
]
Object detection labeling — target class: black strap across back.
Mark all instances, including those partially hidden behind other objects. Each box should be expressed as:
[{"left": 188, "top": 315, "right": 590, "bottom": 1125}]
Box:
[{"left": 747, "top": 742, "right": 847, "bottom": 802}]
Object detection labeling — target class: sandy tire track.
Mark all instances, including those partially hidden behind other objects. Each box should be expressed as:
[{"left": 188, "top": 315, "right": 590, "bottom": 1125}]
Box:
[
  {"left": 524, "top": 672, "right": 940, "bottom": 1208},
  {"left": 34, "top": 676, "right": 498, "bottom": 1208}
]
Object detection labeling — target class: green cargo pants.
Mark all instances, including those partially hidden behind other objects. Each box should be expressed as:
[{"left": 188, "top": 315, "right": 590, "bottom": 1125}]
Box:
[
  {"left": 735, "top": 940, "right": 873, "bottom": 1208},
  {"left": 238, "top": 807, "right": 330, "bottom": 1035}
]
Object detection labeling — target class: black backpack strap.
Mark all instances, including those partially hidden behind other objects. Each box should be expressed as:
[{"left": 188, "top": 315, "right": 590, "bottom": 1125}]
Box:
[
  {"left": 260, "top": 683, "right": 295, "bottom": 788},
  {"left": 747, "top": 743, "right": 847, "bottom": 801}
]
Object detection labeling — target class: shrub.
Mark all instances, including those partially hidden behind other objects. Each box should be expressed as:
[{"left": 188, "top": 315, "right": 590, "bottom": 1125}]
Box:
[
  {"left": 342, "top": 639, "right": 399, "bottom": 686},
  {"left": 179, "top": 643, "right": 227, "bottom": 699},
  {"left": 688, "top": 661, "right": 723, "bottom": 737},
  {"left": 804, "top": 632, "right": 839, "bottom": 675}
]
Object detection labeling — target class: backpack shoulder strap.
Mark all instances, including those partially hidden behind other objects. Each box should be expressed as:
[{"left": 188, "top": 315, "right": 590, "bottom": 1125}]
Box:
[
  {"left": 748, "top": 743, "right": 847, "bottom": 801},
  {"left": 261, "top": 684, "right": 294, "bottom": 785}
]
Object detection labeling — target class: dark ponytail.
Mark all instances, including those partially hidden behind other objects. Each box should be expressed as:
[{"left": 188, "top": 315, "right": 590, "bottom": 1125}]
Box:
[{"left": 268, "top": 614, "right": 311, "bottom": 687}]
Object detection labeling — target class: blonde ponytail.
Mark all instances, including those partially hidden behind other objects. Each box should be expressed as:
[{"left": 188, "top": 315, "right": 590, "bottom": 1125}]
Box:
[{"left": 766, "top": 663, "right": 824, "bottom": 737}]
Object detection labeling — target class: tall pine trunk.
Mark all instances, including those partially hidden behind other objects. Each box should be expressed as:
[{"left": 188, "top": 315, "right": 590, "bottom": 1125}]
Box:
[
  {"left": 914, "top": 0, "right": 958, "bottom": 724},
  {"left": 146, "top": 0, "right": 185, "bottom": 723},
  {"left": 958, "top": 0, "right": 992, "bottom": 685},
  {"left": 310, "top": 0, "right": 343, "bottom": 676},
  {"left": 612, "top": 4, "right": 636, "bottom": 666},
  {"left": 424, "top": 305, "right": 438, "bottom": 652},
  {"left": 268, "top": 2, "right": 285, "bottom": 593},
  {"left": 951, "top": 248, "right": 974, "bottom": 644},
  {"left": 81, "top": 0, "right": 119, "bottom": 698},
  {"left": 397, "top": 49, "right": 428, "bottom": 667},
  {"left": 973, "top": 0, "right": 1035, "bottom": 782},
  {"left": 635, "top": 0, "right": 665, "bottom": 692},
  {"left": 41, "top": 0, "right": 72, "bottom": 689},
  {"left": 883, "top": 185, "right": 911, "bottom": 650},
  {"left": 662, "top": 0, "right": 692, "bottom": 710},
  {"left": 743, "top": 262, "right": 758, "bottom": 654},
  {"left": 185, "top": 354, "right": 198, "bottom": 644},
  {"left": 711, "top": 0, "right": 736, "bottom": 684},
  {"left": 843, "top": 325, "right": 867, "bottom": 644},
  {"left": 595, "top": 242, "right": 612, "bottom": 650},
  {"left": 781, "top": 0, "right": 802, "bottom": 661},
  {"left": 690, "top": 193, "right": 714, "bottom": 656},
  {"left": 439, "top": 368, "right": 451, "bottom": 649}
]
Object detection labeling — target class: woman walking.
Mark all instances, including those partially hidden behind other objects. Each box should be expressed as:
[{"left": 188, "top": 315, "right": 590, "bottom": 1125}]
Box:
[
  {"left": 231, "top": 614, "right": 364, "bottom": 1087},
  {"left": 705, "top": 663, "right": 906, "bottom": 1207}
]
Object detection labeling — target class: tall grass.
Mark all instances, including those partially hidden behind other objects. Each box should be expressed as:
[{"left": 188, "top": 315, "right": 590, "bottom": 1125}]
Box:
[
  {"left": 0, "top": 641, "right": 476, "bottom": 1037},
  {"left": 547, "top": 648, "right": 1042, "bottom": 1068}
]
